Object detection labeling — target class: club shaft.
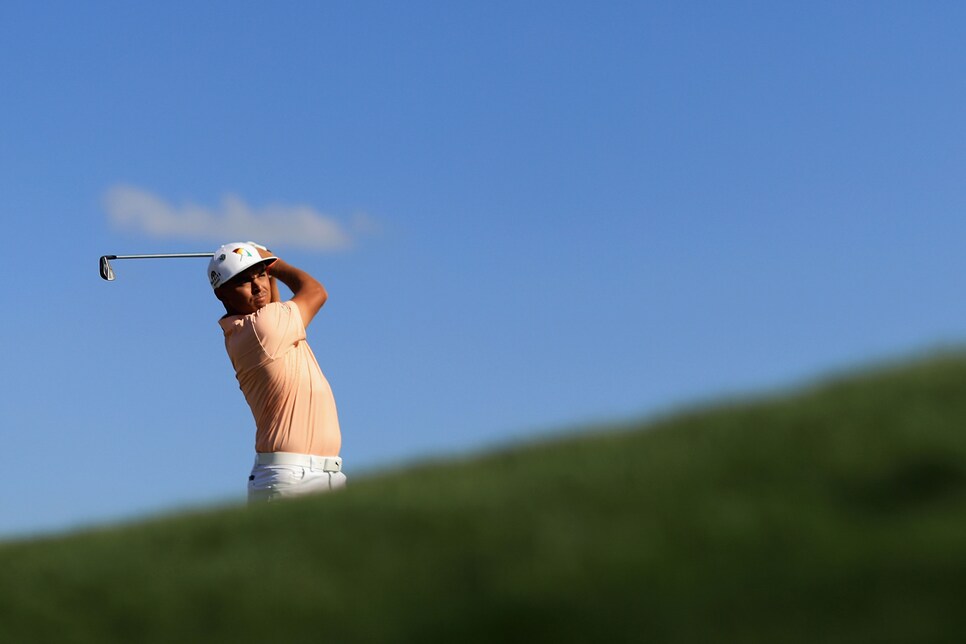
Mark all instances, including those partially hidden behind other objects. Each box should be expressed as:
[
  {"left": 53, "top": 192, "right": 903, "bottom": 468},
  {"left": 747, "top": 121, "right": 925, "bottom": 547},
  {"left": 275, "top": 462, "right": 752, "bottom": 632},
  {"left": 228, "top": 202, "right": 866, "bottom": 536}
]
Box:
[{"left": 106, "top": 253, "right": 212, "bottom": 260}]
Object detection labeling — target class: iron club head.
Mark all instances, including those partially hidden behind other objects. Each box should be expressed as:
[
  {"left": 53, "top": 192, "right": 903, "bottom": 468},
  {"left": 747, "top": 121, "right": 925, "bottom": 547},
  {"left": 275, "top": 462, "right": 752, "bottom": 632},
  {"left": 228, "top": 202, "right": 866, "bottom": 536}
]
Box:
[{"left": 99, "top": 255, "right": 116, "bottom": 281}]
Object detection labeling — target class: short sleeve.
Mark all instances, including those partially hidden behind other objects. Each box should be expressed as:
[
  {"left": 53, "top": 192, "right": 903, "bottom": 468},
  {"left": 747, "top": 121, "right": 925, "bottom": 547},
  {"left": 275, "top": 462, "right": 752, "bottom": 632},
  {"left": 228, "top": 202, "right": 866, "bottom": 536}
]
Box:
[{"left": 250, "top": 301, "right": 306, "bottom": 359}]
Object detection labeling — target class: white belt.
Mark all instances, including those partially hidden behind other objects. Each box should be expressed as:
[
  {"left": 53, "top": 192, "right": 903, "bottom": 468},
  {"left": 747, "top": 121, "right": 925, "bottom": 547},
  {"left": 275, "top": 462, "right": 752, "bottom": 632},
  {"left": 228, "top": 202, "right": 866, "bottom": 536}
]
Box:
[{"left": 255, "top": 452, "right": 343, "bottom": 472}]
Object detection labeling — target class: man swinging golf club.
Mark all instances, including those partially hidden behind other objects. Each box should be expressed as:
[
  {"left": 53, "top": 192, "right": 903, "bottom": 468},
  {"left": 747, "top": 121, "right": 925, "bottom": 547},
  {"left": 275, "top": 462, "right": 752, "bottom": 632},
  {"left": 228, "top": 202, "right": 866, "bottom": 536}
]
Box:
[{"left": 209, "top": 242, "right": 345, "bottom": 502}]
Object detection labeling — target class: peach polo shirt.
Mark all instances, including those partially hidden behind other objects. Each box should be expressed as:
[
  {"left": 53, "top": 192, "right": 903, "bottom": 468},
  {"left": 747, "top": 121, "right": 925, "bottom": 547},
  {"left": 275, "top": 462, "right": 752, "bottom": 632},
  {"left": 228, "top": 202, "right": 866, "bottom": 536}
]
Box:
[{"left": 219, "top": 301, "right": 341, "bottom": 457}]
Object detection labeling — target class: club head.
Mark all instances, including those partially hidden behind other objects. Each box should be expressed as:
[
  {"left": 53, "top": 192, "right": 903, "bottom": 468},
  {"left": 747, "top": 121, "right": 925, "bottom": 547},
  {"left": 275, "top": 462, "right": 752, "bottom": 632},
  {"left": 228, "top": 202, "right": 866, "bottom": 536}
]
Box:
[{"left": 99, "top": 255, "right": 116, "bottom": 281}]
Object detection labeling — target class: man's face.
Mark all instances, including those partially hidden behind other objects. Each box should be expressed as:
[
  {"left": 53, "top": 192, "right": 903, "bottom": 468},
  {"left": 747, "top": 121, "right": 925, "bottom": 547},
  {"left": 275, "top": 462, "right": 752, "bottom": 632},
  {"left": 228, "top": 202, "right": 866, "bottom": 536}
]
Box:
[{"left": 215, "top": 263, "right": 271, "bottom": 315}]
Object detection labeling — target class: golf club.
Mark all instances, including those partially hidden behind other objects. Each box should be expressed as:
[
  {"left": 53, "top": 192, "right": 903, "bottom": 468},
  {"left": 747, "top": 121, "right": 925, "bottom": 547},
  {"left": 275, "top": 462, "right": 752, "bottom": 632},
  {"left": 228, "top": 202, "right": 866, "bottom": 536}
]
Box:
[{"left": 99, "top": 253, "right": 213, "bottom": 281}]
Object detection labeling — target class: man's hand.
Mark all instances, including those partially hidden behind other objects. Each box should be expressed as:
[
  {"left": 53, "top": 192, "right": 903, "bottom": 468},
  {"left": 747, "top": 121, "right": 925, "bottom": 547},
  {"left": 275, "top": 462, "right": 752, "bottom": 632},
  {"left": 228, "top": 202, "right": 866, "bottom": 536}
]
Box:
[{"left": 247, "top": 241, "right": 274, "bottom": 261}]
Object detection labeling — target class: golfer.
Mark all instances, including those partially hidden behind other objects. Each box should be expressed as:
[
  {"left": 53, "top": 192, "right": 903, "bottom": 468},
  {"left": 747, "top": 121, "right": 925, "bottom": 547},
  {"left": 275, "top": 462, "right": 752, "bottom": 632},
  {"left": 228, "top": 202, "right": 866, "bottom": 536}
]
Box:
[{"left": 209, "top": 241, "right": 345, "bottom": 502}]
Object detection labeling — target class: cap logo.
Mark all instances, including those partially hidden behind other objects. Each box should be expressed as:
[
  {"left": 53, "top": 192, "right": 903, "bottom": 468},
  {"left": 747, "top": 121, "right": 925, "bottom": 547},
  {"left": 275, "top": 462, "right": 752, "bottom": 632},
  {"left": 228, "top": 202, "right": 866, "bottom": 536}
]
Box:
[{"left": 232, "top": 248, "right": 252, "bottom": 258}]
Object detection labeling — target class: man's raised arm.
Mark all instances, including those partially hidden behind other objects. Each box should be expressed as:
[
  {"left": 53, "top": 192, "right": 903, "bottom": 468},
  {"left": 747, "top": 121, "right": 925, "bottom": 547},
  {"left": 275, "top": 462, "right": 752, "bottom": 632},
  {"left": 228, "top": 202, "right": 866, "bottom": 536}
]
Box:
[
  {"left": 251, "top": 244, "right": 327, "bottom": 328},
  {"left": 269, "top": 258, "right": 327, "bottom": 328}
]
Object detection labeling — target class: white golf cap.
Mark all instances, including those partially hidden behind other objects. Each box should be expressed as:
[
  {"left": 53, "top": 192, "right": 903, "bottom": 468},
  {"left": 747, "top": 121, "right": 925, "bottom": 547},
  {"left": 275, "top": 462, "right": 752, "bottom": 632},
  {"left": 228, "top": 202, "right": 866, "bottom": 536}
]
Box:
[{"left": 207, "top": 242, "right": 278, "bottom": 290}]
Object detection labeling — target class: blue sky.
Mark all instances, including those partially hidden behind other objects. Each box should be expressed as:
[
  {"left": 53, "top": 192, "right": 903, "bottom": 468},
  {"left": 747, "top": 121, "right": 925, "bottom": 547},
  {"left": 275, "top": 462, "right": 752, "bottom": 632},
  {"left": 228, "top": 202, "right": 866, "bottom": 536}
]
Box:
[{"left": 3, "top": 1, "right": 966, "bottom": 538}]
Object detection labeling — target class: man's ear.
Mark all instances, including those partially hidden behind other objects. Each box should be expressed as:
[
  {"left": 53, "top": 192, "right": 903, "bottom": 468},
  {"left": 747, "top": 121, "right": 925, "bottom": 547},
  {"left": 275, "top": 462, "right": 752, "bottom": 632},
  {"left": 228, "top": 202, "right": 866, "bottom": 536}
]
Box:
[
  {"left": 215, "top": 285, "right": 243, "bottom": 316},
  {"left": 213, "top": 286, "right": 232, "bottom": 313}
]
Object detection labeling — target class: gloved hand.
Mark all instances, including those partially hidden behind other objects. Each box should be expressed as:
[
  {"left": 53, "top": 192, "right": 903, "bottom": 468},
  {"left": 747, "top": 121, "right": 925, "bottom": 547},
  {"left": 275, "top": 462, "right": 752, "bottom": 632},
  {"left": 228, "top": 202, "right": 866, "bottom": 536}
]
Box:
[{"left": 247, "top": 241, "right": 275, "bottom": 260}]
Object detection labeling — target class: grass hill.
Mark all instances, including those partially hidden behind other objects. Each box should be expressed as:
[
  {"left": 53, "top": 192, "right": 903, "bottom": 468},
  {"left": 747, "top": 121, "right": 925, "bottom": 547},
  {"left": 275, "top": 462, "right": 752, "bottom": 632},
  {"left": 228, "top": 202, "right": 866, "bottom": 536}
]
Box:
[{"left": 4, "top": 351, "right": 966, "bottom": 643}]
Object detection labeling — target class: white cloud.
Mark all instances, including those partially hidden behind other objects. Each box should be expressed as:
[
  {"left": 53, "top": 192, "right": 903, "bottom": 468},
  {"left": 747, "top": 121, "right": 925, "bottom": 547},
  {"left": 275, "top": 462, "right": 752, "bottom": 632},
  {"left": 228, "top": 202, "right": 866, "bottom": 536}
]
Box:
[
  {"left": 350, "top": 211, "right": 385, "bottom": 236},
  {"left": 104, "top": 185, "right": 360, "bottom": 251}
]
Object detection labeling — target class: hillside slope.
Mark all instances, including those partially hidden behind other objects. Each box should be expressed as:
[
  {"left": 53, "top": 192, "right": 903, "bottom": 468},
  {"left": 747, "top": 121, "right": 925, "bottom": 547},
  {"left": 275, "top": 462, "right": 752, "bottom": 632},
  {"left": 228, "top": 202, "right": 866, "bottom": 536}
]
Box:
[{"left": 3, "top": 352, "right": 966, "bottom": 643}]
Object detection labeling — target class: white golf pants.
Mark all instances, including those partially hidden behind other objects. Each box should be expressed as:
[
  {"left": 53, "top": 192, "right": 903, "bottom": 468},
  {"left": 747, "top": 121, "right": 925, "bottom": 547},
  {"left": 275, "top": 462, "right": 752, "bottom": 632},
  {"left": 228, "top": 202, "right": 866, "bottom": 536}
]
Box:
[{"left": 248, "top": 453, "right": 347, "bottom": 503}]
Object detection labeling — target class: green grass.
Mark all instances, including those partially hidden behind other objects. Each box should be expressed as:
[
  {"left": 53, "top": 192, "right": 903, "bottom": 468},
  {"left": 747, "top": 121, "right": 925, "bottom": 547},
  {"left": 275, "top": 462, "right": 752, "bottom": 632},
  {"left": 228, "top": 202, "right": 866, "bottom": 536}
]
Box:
[{"left": 4, "top": 351, "right": 966, "bottom": 642}]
